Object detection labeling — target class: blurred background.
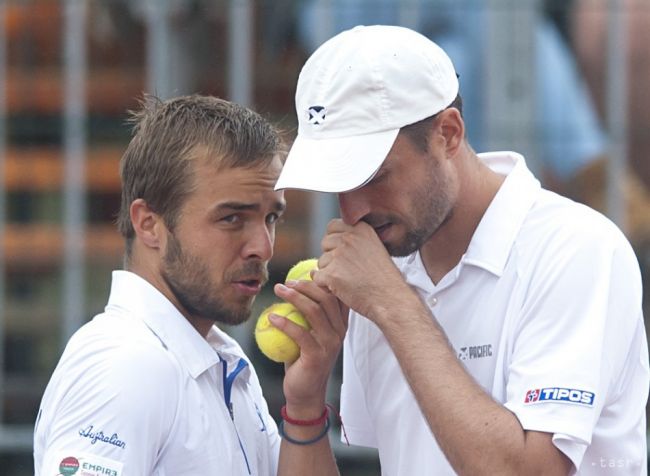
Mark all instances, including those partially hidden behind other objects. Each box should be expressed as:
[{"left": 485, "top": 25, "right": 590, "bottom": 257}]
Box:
[{"left": 0, "top": 0, "right": 648, "bottom": 474}]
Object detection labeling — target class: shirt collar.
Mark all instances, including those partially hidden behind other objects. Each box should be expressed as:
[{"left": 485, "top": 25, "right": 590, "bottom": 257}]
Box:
[
  {"left": 463, "top": 151, "right": 540, "bottom": 275},
  {"left": 397, "top": 151, "right": 540, "bottom": 289},
  {"left": 105, "top": 270, "right": 249, "bottom": 379}
]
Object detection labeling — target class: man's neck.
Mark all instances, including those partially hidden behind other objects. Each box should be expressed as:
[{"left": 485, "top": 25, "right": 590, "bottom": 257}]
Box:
[
  {"left": 420, "top": 155, "right": 504, "bottom": 285},
  {"left": 127, "top": 255, "right": 213, "bottom": 338}
]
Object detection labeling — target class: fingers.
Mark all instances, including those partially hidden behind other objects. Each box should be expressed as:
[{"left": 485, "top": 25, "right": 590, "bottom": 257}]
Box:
[
  {"left": 326, "top": 218, "right": 377, "bottom": 236},
  {"left": 321, "top": 219, "right": 378, "bottom": 254},
  {"left": 325, "top": 218, "right": 352, "bottom": 234},
  {"left": 267, "top": 308, "right": 339, "bottom": 370},
  {"left": 267, "top": 311, "right": 320, "bottom": 359},
  {"left": 271, "top": 282, "right": 347, "bottom": 367},
  {"left": 274, "top": 281, "right": 347, "bottom": 341},
  {"left": 321, "top": 219, "right": 358, "bottom": 252}
]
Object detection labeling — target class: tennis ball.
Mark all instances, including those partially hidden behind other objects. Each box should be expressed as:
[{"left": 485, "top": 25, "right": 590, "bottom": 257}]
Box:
[
  {"left": 285, "top": 258, "right": 318, "bottom": 282},
  {"left": 255, "top": 302, "right": 310, "bottom": 363}
]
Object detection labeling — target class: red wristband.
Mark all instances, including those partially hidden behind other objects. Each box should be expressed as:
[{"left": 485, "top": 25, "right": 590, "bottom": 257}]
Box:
[{"left": 280, "top": 405, "right": 329, "bottom": 426}]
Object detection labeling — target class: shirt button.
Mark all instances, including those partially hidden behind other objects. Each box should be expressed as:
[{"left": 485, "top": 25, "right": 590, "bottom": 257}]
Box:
[{"left": 428, "top": 296, "right": 438, "bottom": 307}]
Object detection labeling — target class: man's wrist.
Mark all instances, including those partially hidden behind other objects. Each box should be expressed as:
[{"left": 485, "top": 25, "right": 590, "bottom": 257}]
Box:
[
  {"left": 368, "top": 285, "right": 421, "bottom": 328},
  {"left": 279, "top": 419, "right": 330, "bottom": 445},
  {"left": 281, "top": 405, "right": 329, "bottom": 426},
  {"left": 282, "top": 401, "right": 327, "bottom": 422},
  {"left": 279, "top": 402, "right": 332, "bottom": 446}
]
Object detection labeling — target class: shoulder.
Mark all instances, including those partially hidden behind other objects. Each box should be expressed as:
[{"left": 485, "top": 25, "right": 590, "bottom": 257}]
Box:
[
  {"left": 71, "top": 311, "right": 181, "bottom": 373},
  {"left": 518, "top": 190, "right": 637, "bottom": 267},
  {"left": 35, "top": 314, "right": 185, "bottom": 475},
  {"left": 49, "top": 312, "right": 184, "bottom": 417},
  {"left": 511, "top": 191, "right": 643, "bottom": 320}
]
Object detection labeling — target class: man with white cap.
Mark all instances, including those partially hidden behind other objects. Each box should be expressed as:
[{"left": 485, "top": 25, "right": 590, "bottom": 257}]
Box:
[{"left": 276, "top": 25, "right": 649, "bottom": 475}]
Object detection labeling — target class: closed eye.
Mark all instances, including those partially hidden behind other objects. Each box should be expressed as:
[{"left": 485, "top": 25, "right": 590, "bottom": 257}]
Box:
[
  {"left": 266, "top": 212, "right": 283, "bottom": 225},
  {"left": 220, "top": 214, "right": 240, "bottom": 225}
]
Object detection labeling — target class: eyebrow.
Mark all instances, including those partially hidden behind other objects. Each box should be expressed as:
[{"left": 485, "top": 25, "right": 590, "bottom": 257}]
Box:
[{"left": 214, "top": 200, "right": 286, "bottom": 213}]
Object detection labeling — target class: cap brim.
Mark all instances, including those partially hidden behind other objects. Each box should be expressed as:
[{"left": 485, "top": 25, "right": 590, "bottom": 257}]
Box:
[{"left": 275, "top": 128, "right": 399, "bottom": 193}]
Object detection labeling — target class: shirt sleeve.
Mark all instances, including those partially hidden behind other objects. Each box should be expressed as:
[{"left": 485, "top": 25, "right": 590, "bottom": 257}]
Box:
[
  {"left": 35, "top": 333, "right": 181, "bottom": 476},
  {"left": 503, "top": 218, "right": 644, "bottom": 469}
]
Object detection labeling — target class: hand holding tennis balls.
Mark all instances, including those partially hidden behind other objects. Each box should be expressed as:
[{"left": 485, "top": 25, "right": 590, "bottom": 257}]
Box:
[
  {"left": 254, "top": 259, "right": 318, "bottom": 363},
  {"left": 285, "top": 258, "right": 318, "bottom": 282},
  {"left": 254, "top": 303, "right": 309, "bottom": 363}
]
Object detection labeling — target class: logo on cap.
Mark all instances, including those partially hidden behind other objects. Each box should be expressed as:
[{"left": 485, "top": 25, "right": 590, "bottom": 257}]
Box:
[{"left": 307, "top": 106, "right": 326, "bottom": 125}]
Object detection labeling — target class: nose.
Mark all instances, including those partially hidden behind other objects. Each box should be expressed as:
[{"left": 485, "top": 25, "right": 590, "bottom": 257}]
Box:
[
  {"left": 338, "top": 189, "right": 370, "bottom": 225},
  {"left": 242, "top": 224, "right": 274, "bottom": 262}
]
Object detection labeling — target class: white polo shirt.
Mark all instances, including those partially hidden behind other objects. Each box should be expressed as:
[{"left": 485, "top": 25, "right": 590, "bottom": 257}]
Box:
[
  {"left": 34, "top": 270, "right": 280, "bottom": 476},
  {"left": 340, "top": 151, "right": 649, "bottom": 475}
]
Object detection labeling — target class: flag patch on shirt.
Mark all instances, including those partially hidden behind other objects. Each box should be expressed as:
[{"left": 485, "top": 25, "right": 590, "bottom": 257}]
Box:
[
  {"left": 51, "top": 452, "right": 123, "bottom": 476},
  {"left": 58, "top": 456, "right": 80, "bottom": 475},
  {"left": 525, "top": 387, "right": 595, "bottom": 406}
]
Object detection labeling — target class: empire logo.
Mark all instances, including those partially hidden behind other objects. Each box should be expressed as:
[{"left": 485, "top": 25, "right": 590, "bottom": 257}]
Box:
[{"left": 457, "top": 344, "right": 493, "bottom": 361}]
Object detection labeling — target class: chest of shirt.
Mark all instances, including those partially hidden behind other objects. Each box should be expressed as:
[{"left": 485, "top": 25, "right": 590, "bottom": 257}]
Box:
[
  {"left": 156, "top": 364, "right": 275, "bottom": 476},
  {"left": 351, "top": 264, "right": 524, "bottom": 414}
]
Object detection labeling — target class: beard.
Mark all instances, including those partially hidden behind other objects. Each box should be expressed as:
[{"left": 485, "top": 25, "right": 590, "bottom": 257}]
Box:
[
  {"left": 384, "top": 198, "right": 453, "bottom": 257},
  {"left": 161, "top": 232, "right": 268, "bottom": 326},
  {"left": 374, "top": 160, "right": 454, "bottom": 257}
]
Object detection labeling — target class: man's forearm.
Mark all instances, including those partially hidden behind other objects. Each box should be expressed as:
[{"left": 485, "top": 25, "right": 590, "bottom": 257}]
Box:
[
  {"left": 370, "top": 294, "right": 571, "bottom": 475},
  {"left": 277, "top": 411, "right": 340, "bottom": 476}
]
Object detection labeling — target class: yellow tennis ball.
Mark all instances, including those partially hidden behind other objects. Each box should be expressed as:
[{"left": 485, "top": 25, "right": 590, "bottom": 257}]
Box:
[
  {"left": 285, "top": 258, "right": 319, "bottom": 282},
  {"left": 254, "top": 302, "right": 310, "bottom": 363}
]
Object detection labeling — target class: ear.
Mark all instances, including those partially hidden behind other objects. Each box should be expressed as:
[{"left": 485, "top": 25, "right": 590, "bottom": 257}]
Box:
[
  {"left": 438, "top": 108, "right": 465, "bottom": 157},
  {"left": 129, "top": 198, "right": 166, "bottom": 251}
]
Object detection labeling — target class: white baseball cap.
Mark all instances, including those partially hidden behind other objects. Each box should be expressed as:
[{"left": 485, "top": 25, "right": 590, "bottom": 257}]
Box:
[{"left": 275, "top": 25, "right": 459, "bottom": 193}]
